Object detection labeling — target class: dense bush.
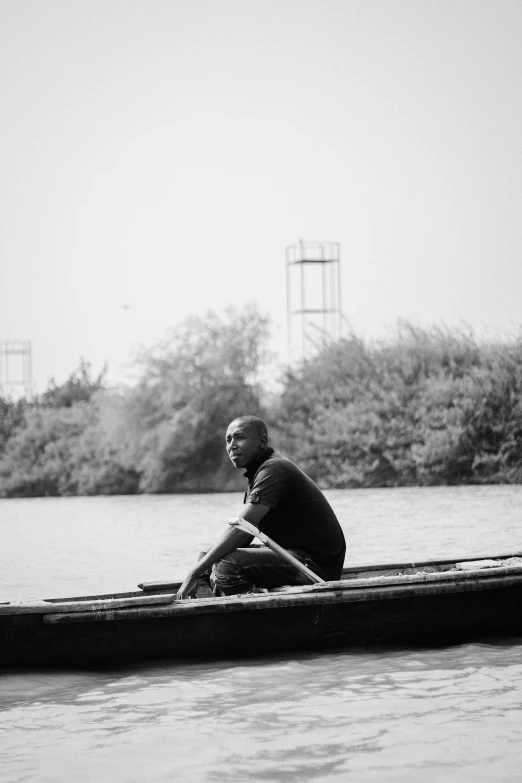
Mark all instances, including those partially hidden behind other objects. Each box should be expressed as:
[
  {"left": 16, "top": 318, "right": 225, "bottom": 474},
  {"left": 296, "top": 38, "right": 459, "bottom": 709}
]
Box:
[
  {"left": 0, "top": 397, "right": 27, "bottom": 459},
  {"left": 273, "top": 324, "right": 522, "bottom": 487},
  {"left": 0, "top": 305, "right": 270, "bottom": 496},
  {"left": 0, "top": 366, "right": 139, "bottom": 497},
  {"left": 0, "top": 317, "right": 521, "bottom": 496}
]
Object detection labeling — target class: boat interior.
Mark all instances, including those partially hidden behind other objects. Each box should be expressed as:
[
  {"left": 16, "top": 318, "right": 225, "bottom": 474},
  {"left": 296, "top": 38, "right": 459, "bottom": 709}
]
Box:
[{"left": 2, "top": 552, "right": 521, "bottom": 613}]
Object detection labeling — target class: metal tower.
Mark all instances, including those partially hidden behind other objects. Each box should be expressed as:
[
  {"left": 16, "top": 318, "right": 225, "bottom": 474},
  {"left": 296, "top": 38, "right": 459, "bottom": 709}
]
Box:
[
  {"left": 286, "top": 239, "right": 342, "bottom": 361},
  {"left": 0, "top": 340, "right": 33, "bottom": 398}
]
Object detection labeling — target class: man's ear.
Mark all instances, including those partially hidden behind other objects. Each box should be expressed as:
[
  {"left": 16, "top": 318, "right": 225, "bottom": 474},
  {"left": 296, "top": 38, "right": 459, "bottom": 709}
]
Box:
[{"left": 260, "top": 434, "right": 268, "bottom": 449}]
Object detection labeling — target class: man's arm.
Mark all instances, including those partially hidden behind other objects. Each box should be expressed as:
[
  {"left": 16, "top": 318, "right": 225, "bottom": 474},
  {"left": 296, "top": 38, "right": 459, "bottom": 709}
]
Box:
[{"left": 175, "top": 503, "right": 270, "bottom": 600}]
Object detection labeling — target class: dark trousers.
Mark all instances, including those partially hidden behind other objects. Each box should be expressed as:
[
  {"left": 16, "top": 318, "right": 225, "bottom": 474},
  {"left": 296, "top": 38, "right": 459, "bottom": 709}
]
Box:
[{"left": 209, "top": 545, "right": 322, "bottom": 596}]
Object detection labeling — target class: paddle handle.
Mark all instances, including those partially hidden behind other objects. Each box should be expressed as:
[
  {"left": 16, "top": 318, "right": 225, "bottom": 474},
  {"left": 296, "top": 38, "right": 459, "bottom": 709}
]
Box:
[{"left": 229, "top": 518, "right": 325, "bottom": 584}]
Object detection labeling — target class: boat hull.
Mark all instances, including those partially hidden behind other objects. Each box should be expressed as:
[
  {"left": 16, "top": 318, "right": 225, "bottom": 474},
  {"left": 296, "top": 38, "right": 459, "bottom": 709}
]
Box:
[{"left": 2, "top": 557, "right": 522, "bottom": 668}]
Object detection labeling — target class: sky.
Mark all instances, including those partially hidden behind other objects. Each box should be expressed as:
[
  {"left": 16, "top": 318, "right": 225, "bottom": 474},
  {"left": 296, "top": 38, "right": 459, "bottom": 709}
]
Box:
[{"left": 1, "top": 0, "right": 521, "bottom": 391}]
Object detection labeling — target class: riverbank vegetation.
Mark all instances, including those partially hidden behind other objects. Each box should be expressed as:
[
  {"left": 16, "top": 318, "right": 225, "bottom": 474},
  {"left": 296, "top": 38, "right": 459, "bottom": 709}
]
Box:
[{"left": 1, "top": 307, "right": 521, "bottom": 496}]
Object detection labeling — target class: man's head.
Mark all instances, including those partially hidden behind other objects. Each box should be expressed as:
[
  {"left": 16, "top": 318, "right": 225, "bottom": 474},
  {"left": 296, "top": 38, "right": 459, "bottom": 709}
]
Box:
[{"left": 225, "top": 416, "right": 268, "bottom": 470}]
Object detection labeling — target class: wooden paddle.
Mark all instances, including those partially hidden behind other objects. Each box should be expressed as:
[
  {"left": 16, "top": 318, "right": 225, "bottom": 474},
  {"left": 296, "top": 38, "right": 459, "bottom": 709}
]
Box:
[{"left": 228, "top": 517, "right": 325, "bottom": 584}]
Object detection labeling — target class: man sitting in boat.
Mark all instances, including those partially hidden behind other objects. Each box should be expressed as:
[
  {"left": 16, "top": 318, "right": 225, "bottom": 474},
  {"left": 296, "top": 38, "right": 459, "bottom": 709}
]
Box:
[{"left": 176, "top": 415, "right": 346, "bottom": 599}]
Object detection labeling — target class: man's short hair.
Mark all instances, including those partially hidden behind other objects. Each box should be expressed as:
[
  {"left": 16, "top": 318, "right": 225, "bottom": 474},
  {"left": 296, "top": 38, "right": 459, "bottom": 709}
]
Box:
[{"left": 230, "top": 415, "right": 268, "bottom": 442}]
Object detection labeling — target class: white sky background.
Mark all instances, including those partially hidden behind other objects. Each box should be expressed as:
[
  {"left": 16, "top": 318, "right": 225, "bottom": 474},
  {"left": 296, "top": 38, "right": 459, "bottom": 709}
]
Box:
[{"left": 1, "top": 0, "right": 521, "bottom": 391}]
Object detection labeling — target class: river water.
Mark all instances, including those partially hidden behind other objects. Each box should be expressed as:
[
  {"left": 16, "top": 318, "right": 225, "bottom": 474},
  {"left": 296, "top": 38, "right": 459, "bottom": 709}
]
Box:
[{"left": 0, "top": 485, "right": 521, "bottom": 782}]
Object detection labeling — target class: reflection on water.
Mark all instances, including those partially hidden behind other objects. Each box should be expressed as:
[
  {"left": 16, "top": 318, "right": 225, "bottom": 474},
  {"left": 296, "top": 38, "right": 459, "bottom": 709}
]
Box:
[
  {"left": 1, "top": 643, "right": 522, "bottom": 783},
  {"left": 1, "top": 486, "right": 522, "bottom": 782}
]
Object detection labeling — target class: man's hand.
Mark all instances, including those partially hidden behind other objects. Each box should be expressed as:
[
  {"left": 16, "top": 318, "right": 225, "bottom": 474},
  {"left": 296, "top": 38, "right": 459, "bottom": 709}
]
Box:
[
  {"left": 175, "top": 514, "right": 268, "bottom": 601},
  {"left": 176, "top": 572, "right": 200, "bottom": 601}
]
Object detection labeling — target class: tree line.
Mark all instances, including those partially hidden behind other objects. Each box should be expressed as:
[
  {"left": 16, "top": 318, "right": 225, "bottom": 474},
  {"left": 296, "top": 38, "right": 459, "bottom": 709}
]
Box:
[{"left": 1, "top": 306, "right": 521, "bottom": 497}]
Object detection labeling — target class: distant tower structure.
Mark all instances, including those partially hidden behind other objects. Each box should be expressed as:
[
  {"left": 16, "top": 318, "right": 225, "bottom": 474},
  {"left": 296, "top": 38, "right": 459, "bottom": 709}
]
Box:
[
  {"left": 286, "top": 239, "right": 342, "bottom": 361},
  {"left": 0, "top": 340, "right": 33, "bottom": 398}
]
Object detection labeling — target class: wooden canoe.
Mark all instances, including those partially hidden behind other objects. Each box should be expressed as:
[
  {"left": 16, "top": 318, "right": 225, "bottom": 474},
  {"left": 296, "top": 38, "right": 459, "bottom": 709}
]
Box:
[{"left": 1, "top": 551, "right": 522, "bottom": 668}]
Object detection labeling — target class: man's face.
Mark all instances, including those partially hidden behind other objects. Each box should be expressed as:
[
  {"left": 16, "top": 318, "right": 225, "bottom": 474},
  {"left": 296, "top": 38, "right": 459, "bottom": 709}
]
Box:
[{"left": 225, "top": 420, "right": 266, "bottom": 469}]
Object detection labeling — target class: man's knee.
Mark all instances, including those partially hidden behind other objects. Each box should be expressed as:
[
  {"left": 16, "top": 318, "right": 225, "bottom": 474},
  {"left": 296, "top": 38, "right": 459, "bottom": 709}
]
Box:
[
  {"left": 210, "top": 553, "right": 252, "bottom": 595},
  {"left": 211, "top": 552, "right": 244, "bottom": 582}
]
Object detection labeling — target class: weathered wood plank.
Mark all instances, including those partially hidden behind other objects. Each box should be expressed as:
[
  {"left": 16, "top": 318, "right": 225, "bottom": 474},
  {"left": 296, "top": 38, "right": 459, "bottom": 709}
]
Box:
[
  {"left": 139, "top": 579, "right": 182, "bottom": 592},
  {"left": 339, "top": 551, "right": 522, "bottom": 575},
  {"left": 43, "top": 572, "right": 522, "bottom": 624},
  {"left": 281, "top": 564, "right": 522, "bottom": 592},
  {"left": 138, "top": 551, "right": 522, "bottom": 591},
  {"left": 0, "top": 593, "right": 175, "bottom": 616}
]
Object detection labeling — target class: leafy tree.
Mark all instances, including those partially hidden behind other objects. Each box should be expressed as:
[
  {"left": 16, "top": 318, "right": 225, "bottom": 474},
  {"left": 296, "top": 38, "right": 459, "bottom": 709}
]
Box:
[
  {"left": 71, "top": 392, "right": 140, "bottom": 495},
  {"left": 125, "top": 304, "right": 272, "bottom": 492},
  {"left": 274, "top": 325, "right": 522, "bottom": 487},
  {"left": 40, "top": 359, "right": 106, "bottom": 408}
]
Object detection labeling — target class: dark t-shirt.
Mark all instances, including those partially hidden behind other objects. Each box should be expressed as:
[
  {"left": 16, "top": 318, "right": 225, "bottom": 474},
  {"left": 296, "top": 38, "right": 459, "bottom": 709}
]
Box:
[{"left": 244, "top": 448, "right": 346, "bottom": 581}]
